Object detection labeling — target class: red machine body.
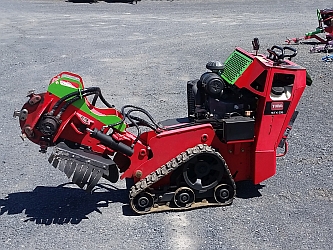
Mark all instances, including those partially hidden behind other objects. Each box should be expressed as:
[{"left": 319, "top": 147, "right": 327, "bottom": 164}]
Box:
[{"left": 15, "top": 41, "right": 310, "bottom": 214}]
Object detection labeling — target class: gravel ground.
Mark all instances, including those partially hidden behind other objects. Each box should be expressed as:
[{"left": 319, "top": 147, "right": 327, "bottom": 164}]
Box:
[{"left": 0, "top": 0, "right": 332, "bottom": 249}]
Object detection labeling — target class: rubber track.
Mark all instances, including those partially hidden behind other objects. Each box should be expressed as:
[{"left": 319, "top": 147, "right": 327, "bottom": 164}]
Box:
[{"left": 129, "top": 144, "right": 236, "bottom": 214}]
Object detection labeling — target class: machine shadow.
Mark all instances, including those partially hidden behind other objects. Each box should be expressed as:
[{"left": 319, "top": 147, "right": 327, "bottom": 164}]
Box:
[
  {"left": 66, "top": 0, "right": 141, "bottom": 3},
  {"left": 235, "top": 181, "right": 265, "bottom": 199},
  {"left": 0, "top": 181, "right": 265, "bottom": 223},
  {"left": 0, "top": 183, "right": 130, "bottom": 225},
  {"left": 299, "top": 41, "right": 322, "bottom": 45}
]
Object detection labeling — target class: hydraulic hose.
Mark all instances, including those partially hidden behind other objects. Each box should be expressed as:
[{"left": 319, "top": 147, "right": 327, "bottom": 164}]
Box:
[
  {"left": 87, "top": 128, "right": 134, "bottom": 156},
  {"left": 49, "top": 87, "right": 101, "bottom": 115}
]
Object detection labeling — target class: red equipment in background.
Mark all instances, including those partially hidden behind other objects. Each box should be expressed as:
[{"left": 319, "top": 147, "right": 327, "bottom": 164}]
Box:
[
  {"left": 14, "top": 39, "right": 311, "bottom": 214},
  {"left": 286, "top": 8, "right": 333, "bottom": 44}
]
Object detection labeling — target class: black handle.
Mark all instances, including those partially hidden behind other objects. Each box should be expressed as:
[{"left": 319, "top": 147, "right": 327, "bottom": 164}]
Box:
[
  {"left": 252, "top": 38, "right": 260, "bottom": 51},
  {"left": 271, "top": 45, "right": 284, "bottom": 59},
  {"left": 283, "top": 46, "right": 297, "bottom": 60},
  {"left": 89, "top": 129, "right": 134, "bottom": 156},
  {"left": 267, "top": 48, "right": 279, "bottom": 61}
]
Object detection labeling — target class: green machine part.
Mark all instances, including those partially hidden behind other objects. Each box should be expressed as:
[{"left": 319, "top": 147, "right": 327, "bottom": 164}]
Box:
[
  {"left": 221, "top": 50, "right": 253, "bottom": 85},
  {"left": 47, "top": 76, "right": 126, "bottom": 132},
  {"left": 305, "top": 9, "right": 325, "bottom": 36}
]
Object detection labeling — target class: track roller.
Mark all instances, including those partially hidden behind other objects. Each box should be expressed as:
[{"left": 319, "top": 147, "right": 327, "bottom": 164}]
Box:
[
  {"left": 130, "top": 192, "right": 154, "bottom": 214},
  {"left": 173, "top": 187, "right": 195, "bottom": 208},
  {"left": 214, "top": 184, "right": 234, "bottom": 204}
]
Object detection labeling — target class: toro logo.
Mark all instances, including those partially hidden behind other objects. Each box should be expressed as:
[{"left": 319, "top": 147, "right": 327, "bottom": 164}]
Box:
[
  {"left": 271, "top": 102, "right": 284, "bottom": 111},
  {"left": 264, "top": 101, "right": 290, "bottom": 115}
]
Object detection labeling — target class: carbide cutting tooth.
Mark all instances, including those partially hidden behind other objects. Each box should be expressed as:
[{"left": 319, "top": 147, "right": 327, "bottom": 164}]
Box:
[
  {"left": 79, "top": 165, "right": 93, "bottom": 189},
  {"left": 58, "top": 159, "right": 66, "bottom": 172},
  {"left": 65, "top": 161, "right": 77, "bottom": 179},
  {"left": 52, "top": 157, "right": 60, "bottom": 168},
  {"left": 72, "top": 164, "right": 87, "bottom": 185},
  {"left": 86, "top": 169, "right": 103, "bottom": 193},
  {"left": 76, "top": 165, "right": 89, "bottom": 188},
  {"left": 64, "top": 160, "right": 72, "bottom": 178},
  {"left": 48, "top": 153, "right": 55, "bottom": 164},
  {"left": 87, "top": 169, "right": 98, "bottom": 189}
]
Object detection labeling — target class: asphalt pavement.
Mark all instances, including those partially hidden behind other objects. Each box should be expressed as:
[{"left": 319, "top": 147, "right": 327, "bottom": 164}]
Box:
[{"left": 0, "top": 0, "right": 332, "bottom": 249}]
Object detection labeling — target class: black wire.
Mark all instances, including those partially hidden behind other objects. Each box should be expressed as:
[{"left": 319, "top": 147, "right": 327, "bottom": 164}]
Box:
[
  {"left": 106, "top": 115, "right": 126, "bottom": 129},
  {"left": 124, "top": 109, "right": 142, "bottom": 146},
  {"left": 56, "top": 91, "right": 100, "bottom": 118},
  {"left": 50, "top": 87, "right": 115, "bottom": 118},
  {"left": 49, "top": 87, "right": 101, "bottom": 115},
  {"left": 104, "top": 105, "right": 162, "bottom": 147},
  {"left": 99, "top": 92, "right": 114, "bottom": 108},
  {"left": 126, "top": 109, "right": 153, "bottom": 125},
  {"left": 103, "top": 105, "right": 147, "bottom": 130},
  {"left": 127, "top": 114, "right": 158, "bottom": 131},
  {"left": 49, "top": 91, "right": 79, "bottom": 115},
  {"left": 90, "top": 91, "right": 113, "bottom": 108},
  {"left": 91, "top": 94, "right": 99, "bottom": 106},
  {"left": 121, "top": 105, "right": 163, "bottom": 130}
]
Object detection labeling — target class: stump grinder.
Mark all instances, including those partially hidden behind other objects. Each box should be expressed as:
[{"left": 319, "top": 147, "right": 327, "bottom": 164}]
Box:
[{"left": 14, "top": 39, "right": 311, "bottom": 214}]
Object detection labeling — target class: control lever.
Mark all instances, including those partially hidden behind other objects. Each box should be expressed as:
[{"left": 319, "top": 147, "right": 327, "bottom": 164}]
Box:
[{"left": 252, "top": 38, "right": 260, "bottom": 56}]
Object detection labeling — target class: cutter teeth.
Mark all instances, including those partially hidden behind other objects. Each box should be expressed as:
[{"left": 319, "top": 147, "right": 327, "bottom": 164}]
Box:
[
  {"left": 58, "top": 159, "right": 66, "bottom": 172},
  {"left": 86, "top": 169, "right": 103, "bottom": 193},
  {"left": 64, "top": 160, "right": 76, "bottom": 179},
  {"left": 47, "top": 142, "right": 118, "bottom": 192},
  {"left": 48, "top": 153, "right": 55, "bottom": 164},
  {"left": 52, "top": 157, "right": 60, "bottom": 169},
  {"left": 72, "top": 164, "right": 86, "bottom": 186},
  {"left": 79, "top": 165, "right": 93, "bottom": 188}
]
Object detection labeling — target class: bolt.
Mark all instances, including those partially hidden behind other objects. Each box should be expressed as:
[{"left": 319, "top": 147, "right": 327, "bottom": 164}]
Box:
[
  {"left": 13, "top": 110, "right": 21, "bottom": 118},
  {"left": 20, "top": 133, "right": 27, "bottom": 141},
  {"left": 24, "top": 126, "right": 33, "bottom": 137},
  {"left": 26, "top": 89, "right": 35, "bottom": 97},
  {"left": 19, "top": 109, "right": 28, "bottom": 121},
  {"left": 201, "top": 134, "right": 208, "bottom": 142},
  {"left": 135, "top": 170, "right": 143, "bottom": 178},
  {"left": 139, "top": 149, "right": 146, "bottom": 156}
]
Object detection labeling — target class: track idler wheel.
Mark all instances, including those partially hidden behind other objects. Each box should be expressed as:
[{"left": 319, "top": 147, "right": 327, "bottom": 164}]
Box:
[
  {"left": 173, "top": 187, "right": 195, "bottom": 208},
  {"left": 214, "top": 184, "right": 234, "bottom": 204},
  {"left": 130, "top": 192, "right": 154, "bottom": 214}
]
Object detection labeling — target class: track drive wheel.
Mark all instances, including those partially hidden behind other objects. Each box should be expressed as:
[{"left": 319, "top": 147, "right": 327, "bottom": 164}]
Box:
[
  {"left": 173, "top": 187, "right": 195, "bottom": 208},
  {"left": 183, "top": 151, "right": 224, "bottom": 192},
  {"left": 214, "top": 184, "right": 235, "bottom": 204},
  {"left": 130, "top": 192, "right": 154, "bottom": 214}
]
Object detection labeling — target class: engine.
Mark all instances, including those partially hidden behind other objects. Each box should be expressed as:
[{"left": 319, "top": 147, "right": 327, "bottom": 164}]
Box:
[
  {"left": 187, "top": 61, "right": 258, "bottom": 120},
  {"left": 187, "top": 61, "right": 258, "bottom": 142}
]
